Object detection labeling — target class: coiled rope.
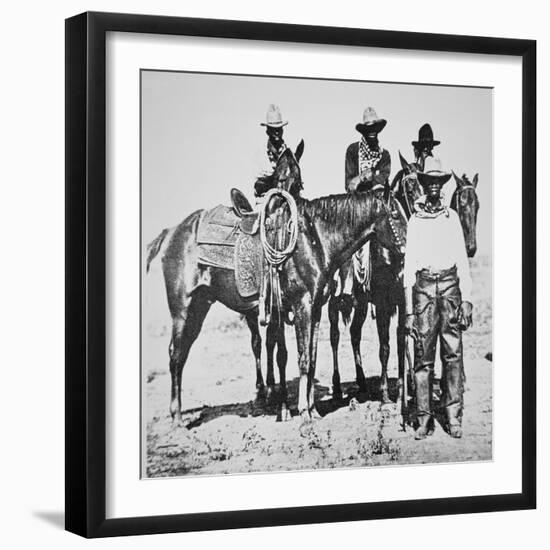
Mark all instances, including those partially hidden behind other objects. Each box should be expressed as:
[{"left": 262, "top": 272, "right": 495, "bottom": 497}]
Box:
[{"left": 259, "top": 188, "right": 299, "bottom": 267}]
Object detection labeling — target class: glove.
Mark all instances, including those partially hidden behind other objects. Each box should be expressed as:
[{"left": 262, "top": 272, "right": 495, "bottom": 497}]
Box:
[
  {"left": 404, "top": 314, "right": 417, "bottom": 338},
  {"left": 458, "top": 301, "right": 473, "bottom": 331}
]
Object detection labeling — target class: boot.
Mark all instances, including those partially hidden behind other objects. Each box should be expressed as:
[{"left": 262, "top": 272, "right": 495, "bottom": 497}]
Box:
[
  {"left": 415, "top": 414, "right": 431, "bottom": 440},
  {"left": 446, "top": 402, "right": 463, "bottom": 438}
]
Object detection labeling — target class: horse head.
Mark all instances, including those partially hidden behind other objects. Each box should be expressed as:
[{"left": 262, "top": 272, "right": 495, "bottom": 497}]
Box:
[
  {"left": 393, "top": 151, "right": 422, "bottom": 219},
  {"left": 451, "top": 171, "right": 479, "bottom": 258},
  {"left": 271, "top": 140, "right": 305, "bottom": 199}
]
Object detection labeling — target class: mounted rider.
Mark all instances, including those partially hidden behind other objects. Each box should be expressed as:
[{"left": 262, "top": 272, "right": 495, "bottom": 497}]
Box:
[
  {"left": 341, "top": 107, "right": 391, "bottom": 298},
  {"left": 411, "top": 123, "right": 440, "bottom": 171},
  {"left": 254, "top": 104, "right": 290, "bottom": 200},
  {"left": 345, "top": 107, "right": 391, "bottom": 193},
  {"left": 403, "top": 156, "right": 473, "bottom": 440}
]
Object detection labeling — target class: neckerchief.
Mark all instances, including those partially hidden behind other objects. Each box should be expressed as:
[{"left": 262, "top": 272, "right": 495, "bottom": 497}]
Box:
[
  {"left": 267, "top": 140, "right": 287, "bottom": 168},
  {"left": 358, "top": 138, "right": 382, "bottom": 173},
  {"left": 413, "top": 194, "right": 449, "bottom": 219}
]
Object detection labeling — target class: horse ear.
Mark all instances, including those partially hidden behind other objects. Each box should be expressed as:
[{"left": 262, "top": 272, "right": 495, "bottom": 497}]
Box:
[
  {"left": 399, "top": 151, "right": 412, "bottom": 175},
  {"left": 452, "top": 170, "right": 462, "bottom": 186},
  {"left": 473, "top": 173, "right": 479, "bottom": 187},
  {"left": 295, "top": 139, "right": 305, "bottom": 163}
]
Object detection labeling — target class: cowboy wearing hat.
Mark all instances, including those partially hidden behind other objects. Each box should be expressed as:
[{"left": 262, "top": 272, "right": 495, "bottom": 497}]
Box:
[
  {"left": 412, "top": 123, "right": 441, "bottom": 171},
  {"left": 255, "top": 104, "right": 289, "bottom": 198},
  {"left": 345, "top": 107, "right": 391, "bottom": 192},
  {"left": 403, "top": 156, "right": 473, "bottom": 440},
  {"left": 338, "top": 107, "right": 392, "bottom": 299}
]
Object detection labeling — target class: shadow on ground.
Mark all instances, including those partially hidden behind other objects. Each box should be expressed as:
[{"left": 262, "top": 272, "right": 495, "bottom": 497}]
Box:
[{"left": 181, "top": 375, "right": 417, "bottom": 429}]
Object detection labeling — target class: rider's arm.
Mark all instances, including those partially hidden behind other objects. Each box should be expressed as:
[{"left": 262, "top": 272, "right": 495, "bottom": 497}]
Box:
[{"left": 345, "top": 143, "right": 359, "bottom": 192}]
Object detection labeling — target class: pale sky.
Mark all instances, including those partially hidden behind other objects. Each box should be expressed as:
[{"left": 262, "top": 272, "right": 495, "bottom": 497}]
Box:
[{"left": 141, "top": 70, "right": 492, "bottom": 254}]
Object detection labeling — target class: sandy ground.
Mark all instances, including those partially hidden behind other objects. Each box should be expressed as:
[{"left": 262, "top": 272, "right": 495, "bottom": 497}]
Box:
[{"left": 143, "top": 255, "right": 492, "bottom": 478}]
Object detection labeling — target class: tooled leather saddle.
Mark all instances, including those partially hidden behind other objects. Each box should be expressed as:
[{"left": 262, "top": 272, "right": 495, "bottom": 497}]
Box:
[{"left": 196, "top": 188, "right": 263, "bottom": 297}]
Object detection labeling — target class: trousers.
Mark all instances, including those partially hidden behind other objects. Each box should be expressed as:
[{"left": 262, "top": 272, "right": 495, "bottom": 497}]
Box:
[{"left": 412, "top": 266, "right": 464, "bottom": 419}]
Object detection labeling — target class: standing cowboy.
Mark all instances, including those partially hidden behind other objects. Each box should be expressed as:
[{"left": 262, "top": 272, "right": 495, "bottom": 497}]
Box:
[
  {"left": 254, "top": 104, "right": 289, "bottom": 199},
  {"left": 411, "top": 123, "right": 440, "bottom": 171},
  {"left": 345, "top": 107, "right": 391, "bottom": 192},
  {"left": 403, "top": 156, "right": 473, "bottom": 440}
]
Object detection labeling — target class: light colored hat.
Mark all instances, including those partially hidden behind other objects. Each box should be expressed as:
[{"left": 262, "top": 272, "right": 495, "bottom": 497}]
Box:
[
  {"left": 260, "top": 104, "right": 288, "bottom": 128},
  {"left": 355, "top": 106, "right": 387, "bottom": 134},
  {"left": 417, "top": 156, "right": 452, "bottom": 186}
]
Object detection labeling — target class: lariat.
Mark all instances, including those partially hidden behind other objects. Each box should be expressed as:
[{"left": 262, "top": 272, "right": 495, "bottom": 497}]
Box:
[{"left": 259, "top": 188, "right": 299, "bottom": 325}]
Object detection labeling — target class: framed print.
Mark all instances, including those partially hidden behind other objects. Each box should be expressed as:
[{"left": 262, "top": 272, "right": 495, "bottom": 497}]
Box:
[{"left": 65, "top": 11, "right": 536, "bottom": 538}]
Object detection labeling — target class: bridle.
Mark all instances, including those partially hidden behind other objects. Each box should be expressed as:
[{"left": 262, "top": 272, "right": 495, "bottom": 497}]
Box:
[
  {"left": 400, "top": 172, "right": 421, "bottom": 219},
  {"left": 452, "top": 183, "right": 477, "bottom": 219},
  {"left": 382, "top": 193, "right": 406, "bottom": 251}
]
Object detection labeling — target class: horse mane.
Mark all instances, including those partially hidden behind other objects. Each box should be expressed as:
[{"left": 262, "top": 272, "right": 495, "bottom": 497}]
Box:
[{"left": 297, "top": 193, "right": 376, "bottom": 232}]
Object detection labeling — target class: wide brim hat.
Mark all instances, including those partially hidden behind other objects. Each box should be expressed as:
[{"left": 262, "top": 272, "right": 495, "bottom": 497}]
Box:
[
  {"left": 412, "top": 123, "right": 440, "bottom": 147},
  {"left": 417, "top": 156, "right": 452, "bottom": 186},
  {"left": 355, "top": 106, "right": 387, "bottom": 134},
  {"left": 260, "top": 104, "right": 288, "bottom": 128}
]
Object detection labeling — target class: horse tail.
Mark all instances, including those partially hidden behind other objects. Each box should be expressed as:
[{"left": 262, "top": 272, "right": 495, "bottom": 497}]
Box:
[{"left": 146, "top": 228, "right": 169, "bottom": 273}]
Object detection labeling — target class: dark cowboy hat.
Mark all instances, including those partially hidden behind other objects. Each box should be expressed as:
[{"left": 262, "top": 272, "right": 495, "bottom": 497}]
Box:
[
  {"left": 417, "top": 156, "right": 452, "bottom": 187},
  {"left": 412, "top": 123, "right": 440, "bottom": 147},
  {"left": 355, "top": 107, "right": 387, "bottom": 134}
]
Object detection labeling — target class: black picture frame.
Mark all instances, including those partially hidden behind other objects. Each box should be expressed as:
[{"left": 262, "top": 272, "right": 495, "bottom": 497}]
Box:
[{"left": 65, "top": 11, "right": 536, "bottom": 538}]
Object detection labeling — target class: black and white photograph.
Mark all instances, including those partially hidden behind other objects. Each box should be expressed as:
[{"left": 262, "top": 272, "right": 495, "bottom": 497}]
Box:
[{"left": 142, "top": 70, "right": 491, "bottom": 478}]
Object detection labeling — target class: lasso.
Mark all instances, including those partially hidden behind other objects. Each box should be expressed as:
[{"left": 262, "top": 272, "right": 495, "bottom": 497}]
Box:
[
  {"left": 259, "top": 188, "right": 299, "bottom": 267},
  {"left": 258, "top": 188, "right": 299, "bottom": 325}
]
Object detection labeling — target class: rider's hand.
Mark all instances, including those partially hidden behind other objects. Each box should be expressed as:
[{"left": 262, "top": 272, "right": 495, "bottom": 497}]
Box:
[
  {"left": 361, "top": 168, "right": 373, "bottom": 182},
  {"left": 459, "top": 301, "right": 473, "bottom": 331},
  {"left": 404, "top": 314, "right": 416, "bottom": 337}
]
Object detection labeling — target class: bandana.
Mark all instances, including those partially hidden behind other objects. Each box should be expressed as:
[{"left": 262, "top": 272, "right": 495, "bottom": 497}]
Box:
[
  {"left": 267, "top": 140, "right": 287, "bottom": 168},
  {"left": 358, "top": 138, "right": 382, "bottom": 173},
  {"left": 413, "top": 194, "right": 449, "bottom": 218}
]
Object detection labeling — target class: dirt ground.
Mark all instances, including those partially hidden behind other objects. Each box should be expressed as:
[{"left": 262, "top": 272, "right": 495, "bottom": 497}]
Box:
[{"left": 144, "top": 255, "right": 492, "bottom": 478}]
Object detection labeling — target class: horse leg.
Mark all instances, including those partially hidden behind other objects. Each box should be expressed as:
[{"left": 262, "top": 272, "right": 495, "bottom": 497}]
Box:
[
  {"left": 375, "top": 303, "right": 392, "bottom": 404},
  {"left": 328, "top": 295, "right": 343, "bottom": 400},
  {"left": 350, "top": 296, "right": 369, "bottom": 393},
  {"left": 245, "top": 311, "right": 265, "bottom": 398},
  {"left": 307, "top": 307, "right": 323, "bottom": 419},
  {"left": 265, "top": 320, "right": 278, "bottom": 400},
  {"left": 276, "top": 323, "right": 291, "bottom": 421},
  {"left": 294, "top": 299, "right": 313, "bottom": 422},
  {"left": 169, "top": 292, "right": 212, "bottom": 424}
]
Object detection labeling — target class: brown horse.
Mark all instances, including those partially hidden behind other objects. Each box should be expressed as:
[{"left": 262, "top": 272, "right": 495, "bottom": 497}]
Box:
[{"left": 146, "top": 145, "right": 304, "bottom": 424}]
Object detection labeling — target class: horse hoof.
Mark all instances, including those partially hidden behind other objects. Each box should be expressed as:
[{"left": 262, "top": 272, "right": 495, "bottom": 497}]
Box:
[
  {"left": 278, "top": 404, "right": 292, "bottom": 422},
  {"left": 256, "top": 385, "right": 266, "bottom": 399},
  {"left": 266, "top": 385, "right": 275, "bottom": 401},
  {"left": 332, "top": 388, "right": 343, "bottom": 401},
  {"left": 309, "top": 407, "right": 322, "bottom": 420}
]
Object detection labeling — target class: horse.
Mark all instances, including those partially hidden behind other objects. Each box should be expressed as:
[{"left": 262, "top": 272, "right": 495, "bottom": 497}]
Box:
[
  {"left": 328, "top": 187, "right": 409, "bottom": 404},
  {"left": 276, "top": 191, "right": 407, "bottom": 420},
  {"left": 451, "top": 171, "right": 479, "bottom": 258},
  {"left": 328, "top": 152, "right": 479, "bottom": 409},
  {"left": 146, "top": 144, "right": 304, "bottom": 425}
]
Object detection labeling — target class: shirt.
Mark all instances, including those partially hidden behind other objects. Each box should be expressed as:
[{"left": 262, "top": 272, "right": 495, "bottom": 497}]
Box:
[
  {"left": 345, "top": 142, "right": 391, "bottom": 192},
  {"left": 403, "top": 200, "right": 472, "bottom": 303}
]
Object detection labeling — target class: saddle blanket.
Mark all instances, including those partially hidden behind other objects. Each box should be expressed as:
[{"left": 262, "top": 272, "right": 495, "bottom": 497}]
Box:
[{"left": 196, "top": 205, "right": 263, "bottom": 297}]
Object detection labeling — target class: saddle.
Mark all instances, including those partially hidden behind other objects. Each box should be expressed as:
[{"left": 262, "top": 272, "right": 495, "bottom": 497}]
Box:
[{"left": 196, "top": 189, "right": 263, "bottom": 297}]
